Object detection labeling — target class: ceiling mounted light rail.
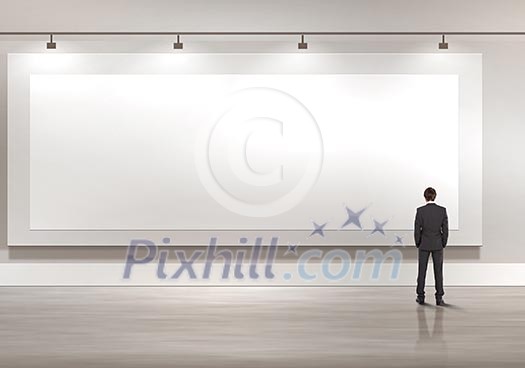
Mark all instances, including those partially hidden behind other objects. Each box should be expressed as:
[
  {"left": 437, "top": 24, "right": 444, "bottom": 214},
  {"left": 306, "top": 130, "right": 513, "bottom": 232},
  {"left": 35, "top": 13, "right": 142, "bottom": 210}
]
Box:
[{"left": 1, "top": 31, "right": 525, "bottom": 50}]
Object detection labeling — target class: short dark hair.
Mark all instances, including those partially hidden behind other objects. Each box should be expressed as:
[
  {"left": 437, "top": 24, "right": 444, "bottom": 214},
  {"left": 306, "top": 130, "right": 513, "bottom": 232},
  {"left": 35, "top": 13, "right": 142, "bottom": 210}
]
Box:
[{"left": 424, "top": 187, "right": 437, "bottom": 202}]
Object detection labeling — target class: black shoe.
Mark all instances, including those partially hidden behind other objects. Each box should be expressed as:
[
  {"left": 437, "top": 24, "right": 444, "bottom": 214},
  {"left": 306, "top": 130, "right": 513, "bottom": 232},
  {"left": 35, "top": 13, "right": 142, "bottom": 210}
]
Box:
[
  {"left": 416, "top": 296, "right": 425, "bottom": 305},
  {"left": 436, "top": 299, "right": 446, "bottom": 306}
]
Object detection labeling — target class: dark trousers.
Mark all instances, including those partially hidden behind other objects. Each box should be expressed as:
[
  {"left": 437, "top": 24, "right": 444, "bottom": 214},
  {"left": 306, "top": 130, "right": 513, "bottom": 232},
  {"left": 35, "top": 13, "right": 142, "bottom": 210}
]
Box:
[{"left": 416, "top": 249, "right": 444, "bottom": 299}]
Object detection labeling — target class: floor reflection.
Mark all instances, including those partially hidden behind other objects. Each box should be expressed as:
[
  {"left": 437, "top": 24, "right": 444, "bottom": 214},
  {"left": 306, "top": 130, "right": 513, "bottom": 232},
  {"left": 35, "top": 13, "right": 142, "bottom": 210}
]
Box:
[{"left": 416, "top": 305, "right": 448, "bottom": 365}]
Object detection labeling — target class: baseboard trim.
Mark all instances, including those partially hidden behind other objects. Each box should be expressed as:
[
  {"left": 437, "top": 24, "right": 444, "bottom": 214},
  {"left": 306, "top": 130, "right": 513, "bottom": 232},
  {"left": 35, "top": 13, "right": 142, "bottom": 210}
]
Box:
[{"left": 0, "top": 262, "right": 524, "bottom": 286}]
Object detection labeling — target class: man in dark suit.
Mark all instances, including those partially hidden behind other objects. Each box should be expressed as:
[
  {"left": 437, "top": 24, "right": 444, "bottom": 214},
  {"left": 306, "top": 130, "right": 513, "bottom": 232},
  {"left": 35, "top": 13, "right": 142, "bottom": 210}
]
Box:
[{"left": 414, "top": 187, "right": 449, "bottom": 306}]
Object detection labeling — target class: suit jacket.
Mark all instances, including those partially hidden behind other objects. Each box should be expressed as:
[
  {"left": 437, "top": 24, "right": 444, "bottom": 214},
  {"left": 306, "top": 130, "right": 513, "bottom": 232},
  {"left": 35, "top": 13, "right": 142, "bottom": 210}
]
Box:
[{"left": 414, "top": 203, "right": 449, "bottom": 250}]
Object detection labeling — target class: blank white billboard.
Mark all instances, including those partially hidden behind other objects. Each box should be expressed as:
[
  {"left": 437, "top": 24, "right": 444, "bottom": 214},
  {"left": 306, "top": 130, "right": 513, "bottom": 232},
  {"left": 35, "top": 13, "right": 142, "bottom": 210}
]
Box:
[
  {"left": 8, "top": 53, "right": 481, "bottom": 246},
  {"left": 29, "top": 73, "right": 458, "bottom": 230}
]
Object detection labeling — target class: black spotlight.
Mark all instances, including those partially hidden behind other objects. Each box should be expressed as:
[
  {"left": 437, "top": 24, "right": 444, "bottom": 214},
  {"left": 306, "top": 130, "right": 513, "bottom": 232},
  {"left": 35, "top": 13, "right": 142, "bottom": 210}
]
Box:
[
  {"left": 438, "top": 34, "right": 448, "bottom": 50},
  {"left": 298, "top": 34, "right": 308, "bottom": 49},
  {"left": 46, "top": 34, "right": 56, "bottom": 49},
  {"left": 173, "top": 35, "right": 183, "bottom": 49}
]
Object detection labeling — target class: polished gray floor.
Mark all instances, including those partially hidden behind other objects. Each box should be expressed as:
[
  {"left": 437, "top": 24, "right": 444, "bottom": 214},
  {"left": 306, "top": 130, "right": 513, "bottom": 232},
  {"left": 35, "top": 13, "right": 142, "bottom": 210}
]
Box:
[{"left": 0, "top": 287, "right": 524, "bottom": 367}]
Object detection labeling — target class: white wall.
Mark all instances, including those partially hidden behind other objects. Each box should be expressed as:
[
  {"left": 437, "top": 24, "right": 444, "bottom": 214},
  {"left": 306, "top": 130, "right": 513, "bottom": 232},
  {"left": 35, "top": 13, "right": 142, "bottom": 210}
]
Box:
[{"left": 0, "top": 0, "right": 524, "bottom": 264}]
